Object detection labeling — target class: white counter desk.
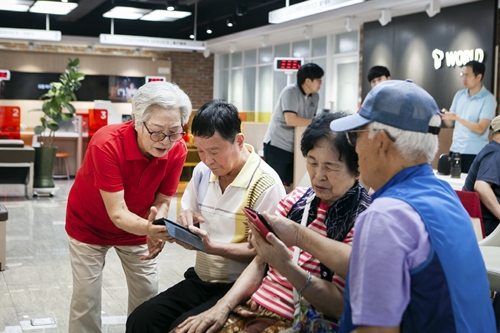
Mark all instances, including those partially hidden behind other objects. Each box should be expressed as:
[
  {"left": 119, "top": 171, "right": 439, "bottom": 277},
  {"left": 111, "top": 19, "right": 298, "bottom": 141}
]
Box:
[{"left": 434, "top": 170, "right": 467, "bottom": 190}]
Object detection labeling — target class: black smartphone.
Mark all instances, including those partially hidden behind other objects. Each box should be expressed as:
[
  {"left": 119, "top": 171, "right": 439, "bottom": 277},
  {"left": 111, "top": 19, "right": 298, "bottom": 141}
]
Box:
[{"left": 152, "top": 218, "right": 206, "bottom": 252}]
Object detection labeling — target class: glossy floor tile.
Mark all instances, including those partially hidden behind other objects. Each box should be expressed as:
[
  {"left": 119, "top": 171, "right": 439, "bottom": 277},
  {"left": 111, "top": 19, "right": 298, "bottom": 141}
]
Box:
[{"left": 0, "top": 181, "right": 195, "bottom": 333}]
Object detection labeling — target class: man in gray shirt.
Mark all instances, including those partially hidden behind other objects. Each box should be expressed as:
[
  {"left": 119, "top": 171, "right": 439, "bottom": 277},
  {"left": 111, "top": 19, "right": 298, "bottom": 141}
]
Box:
[{"left": 263, "top": 63, "right": 324, "bottom": 187}]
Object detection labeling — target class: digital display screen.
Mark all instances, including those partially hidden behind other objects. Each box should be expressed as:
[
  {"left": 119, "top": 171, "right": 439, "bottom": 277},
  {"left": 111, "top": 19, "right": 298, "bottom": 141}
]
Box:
[
  {"left": 1, "top": 72, "right": 108, "bottom": 100},
  {"left": 276, "top": 59, "right": 301, "bottom": 70},
  {"left": 146, "top": 76, "right": 166, "bottom": 83},
  {"left": 274, "top": 58, "right": 303, "bottom": 72},
  {"left": 0, "top": 70, "right": 10, "bottom": 80},
  {"left": 108, "top": 76, "right": 146, "bottom": 103}
]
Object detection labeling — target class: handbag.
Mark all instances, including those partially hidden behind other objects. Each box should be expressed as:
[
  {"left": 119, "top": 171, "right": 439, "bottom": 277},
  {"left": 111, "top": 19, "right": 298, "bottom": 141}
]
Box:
[{"left": 287, "top": 194, "right": 339, "bottom": 333}]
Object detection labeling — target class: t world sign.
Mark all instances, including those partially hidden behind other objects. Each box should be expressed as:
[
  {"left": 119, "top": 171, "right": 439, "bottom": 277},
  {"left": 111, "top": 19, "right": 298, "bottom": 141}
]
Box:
[{"left": 432, "top": 48, "right": 484, "bottom": 69}]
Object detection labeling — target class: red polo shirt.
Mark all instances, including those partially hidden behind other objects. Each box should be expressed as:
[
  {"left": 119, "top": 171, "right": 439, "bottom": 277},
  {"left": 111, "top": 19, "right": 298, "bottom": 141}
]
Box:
[{"left": 65, "top": 121, "right": 187, "bottom": 246}]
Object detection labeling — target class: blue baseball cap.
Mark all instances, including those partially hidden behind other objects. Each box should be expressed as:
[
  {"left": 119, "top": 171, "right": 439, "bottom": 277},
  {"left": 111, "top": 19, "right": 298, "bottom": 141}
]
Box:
[{"left": 330, "top": 79, "right": 440, "bottom": 134}]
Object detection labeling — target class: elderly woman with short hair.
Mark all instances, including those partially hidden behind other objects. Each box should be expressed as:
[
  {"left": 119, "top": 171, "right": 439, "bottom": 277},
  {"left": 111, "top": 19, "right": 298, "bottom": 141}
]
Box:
[
  {"left": 174, "top": 112, "right": 371, "bottom": 333},
  {"left": 66, "top": 81, "right": 192, "bottom": 333}
]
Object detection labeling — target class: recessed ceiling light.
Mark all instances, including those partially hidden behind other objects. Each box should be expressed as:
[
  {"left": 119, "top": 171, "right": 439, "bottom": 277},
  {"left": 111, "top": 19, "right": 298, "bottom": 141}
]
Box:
[
  {"left": 103, "top": 6, "right": 151, "bottom": 20},
  {"left": 29, "top": 1, "right": 77, "bottom": 15},
  {"left": 0, "top": 0, "right": 33, "bottom": 12},
  {"left": 140, "top": 9, "right": 191, "bottom": 22}
]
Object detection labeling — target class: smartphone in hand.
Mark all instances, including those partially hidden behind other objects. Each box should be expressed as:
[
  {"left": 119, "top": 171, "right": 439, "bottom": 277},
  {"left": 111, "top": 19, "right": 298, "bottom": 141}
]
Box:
[{"left": 242, "top": 207, "right": 278, "bottom": 240}]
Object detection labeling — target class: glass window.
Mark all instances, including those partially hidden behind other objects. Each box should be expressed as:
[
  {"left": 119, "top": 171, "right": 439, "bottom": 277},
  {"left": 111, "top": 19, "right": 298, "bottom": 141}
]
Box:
[
  {"left": 244, "top": 49, "right": 256, "bottom": 66},
  {"left": 273, "top": 71, "right": 288, "bottom": 110},
  {"left": 274, "top": 43, "right": 290, "bottom": 57},
  {"left": 230, "top": 69, "right": 243, "bottom": 109},
  {"left": 258, "top": 65, "right": 273, "bottom": 111},
  {"left": 259, "top": 47, "right": 273, "bottom": 64},
  {"left": 232, "top": 51, "right": 243, "bottom": 67},
  {"left": 312, "top": 36, "right": 327, "bottom": 57},
  {"left": 292, "top": 40, "right": 310, "bottom": 58},
  {"left": 314, "top": 58, "right": 327, "bottom": 113},
  {"left": 243, "top": 67, "right": 256, "bottom": 111},
  {"left": 219, "top": 54, "right": 230, "bottom": 69},
  {"left": 335, "top": 31, "right": 358, "bottom": 54},
  {"left": 219, "top": 70, "right": 229, "bottom": 101}
]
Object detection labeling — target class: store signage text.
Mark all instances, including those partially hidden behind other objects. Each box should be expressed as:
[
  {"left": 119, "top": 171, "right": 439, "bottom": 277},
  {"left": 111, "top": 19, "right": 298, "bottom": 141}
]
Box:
[
  {"left": 432, "top": 48, "right": 484, "bottom": 70},
  {"left": 0, "top": 28, "right": 61, "bottom": 41}
]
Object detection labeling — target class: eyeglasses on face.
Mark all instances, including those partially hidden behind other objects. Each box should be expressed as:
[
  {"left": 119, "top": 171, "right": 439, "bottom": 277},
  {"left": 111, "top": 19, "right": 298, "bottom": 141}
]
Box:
[
  {"left": 143, "top": 122, "right": 185, "bottom": 143},
  {"left": 345, "top": 128, "right": 396, "bottom": 146}
]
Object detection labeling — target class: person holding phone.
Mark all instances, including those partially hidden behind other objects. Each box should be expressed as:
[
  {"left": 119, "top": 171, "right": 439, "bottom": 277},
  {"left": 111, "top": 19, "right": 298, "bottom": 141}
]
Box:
[
  {"left": 126, "top": 100, "right": 286, "bottom": 332},
  {"left": 66, "top": 82, "right": 192, "bottom": 333},
  {"left": 441, "top": 61, "right": 497, "bottom": 173},
  {"left": 172, "top": 112, "right": 371, "bottom": 333}
]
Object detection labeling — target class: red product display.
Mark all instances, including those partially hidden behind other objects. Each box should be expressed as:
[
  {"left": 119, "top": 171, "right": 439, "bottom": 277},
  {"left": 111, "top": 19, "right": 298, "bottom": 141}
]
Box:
[
  {"left": 0, "top": 106, "right": 21, "bottom": 139},
  {"left": 88, "top": 109, "right": 108, "bottom": 139}
]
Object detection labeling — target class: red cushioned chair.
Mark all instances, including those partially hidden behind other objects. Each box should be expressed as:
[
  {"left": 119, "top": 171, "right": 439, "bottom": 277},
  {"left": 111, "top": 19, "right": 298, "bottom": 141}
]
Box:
[{"left": 455, "top": 190, "right": 485, "bottom": 241}]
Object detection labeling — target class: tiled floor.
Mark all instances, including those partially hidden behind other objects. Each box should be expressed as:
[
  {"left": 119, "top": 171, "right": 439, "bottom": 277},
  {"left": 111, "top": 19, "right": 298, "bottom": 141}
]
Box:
[{"left": 0, "top": 180, "right": 195, "bottom": 333}]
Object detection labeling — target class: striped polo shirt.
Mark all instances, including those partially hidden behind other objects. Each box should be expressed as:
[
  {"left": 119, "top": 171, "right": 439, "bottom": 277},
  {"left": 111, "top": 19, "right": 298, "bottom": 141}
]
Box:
[{"left": 251, "top": 187, "right": 353, "bottom": 320}]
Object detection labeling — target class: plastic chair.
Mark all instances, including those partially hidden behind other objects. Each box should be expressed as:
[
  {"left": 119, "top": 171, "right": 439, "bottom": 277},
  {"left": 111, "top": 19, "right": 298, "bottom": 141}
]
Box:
[{"left": 455, "top": 190, "right": 485, "bottom": 241}]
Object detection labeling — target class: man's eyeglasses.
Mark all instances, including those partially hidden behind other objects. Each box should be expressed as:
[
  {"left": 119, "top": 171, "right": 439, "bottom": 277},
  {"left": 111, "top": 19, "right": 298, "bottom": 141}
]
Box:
[
  {"left": 345, "top": 129, "right": 396, "bottom": 146},
  {"left": 143, "top": 122, "right": 185, "bottom": 143}
]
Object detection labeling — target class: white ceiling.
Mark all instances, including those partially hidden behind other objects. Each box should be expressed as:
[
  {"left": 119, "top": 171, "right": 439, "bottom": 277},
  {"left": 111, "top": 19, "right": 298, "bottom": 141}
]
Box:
[
  {"left": 0, "top": 0, "right": 484, "bottom": 55},
  {"left": 207, "top": 0, "right": 482, "bottom": 54}
]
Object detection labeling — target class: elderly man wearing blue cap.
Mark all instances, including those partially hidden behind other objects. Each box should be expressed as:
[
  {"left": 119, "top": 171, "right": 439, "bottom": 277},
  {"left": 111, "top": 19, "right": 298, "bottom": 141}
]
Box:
[{"left": 329, "top": 80, "right": 495, "bottom": 333}]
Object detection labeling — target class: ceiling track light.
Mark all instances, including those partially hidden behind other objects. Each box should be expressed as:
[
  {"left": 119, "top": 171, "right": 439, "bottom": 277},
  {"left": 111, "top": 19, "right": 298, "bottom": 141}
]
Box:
[
  {"left": 378, "top": 9, "right": 391, "bottom": 26},
  {"left": 206, "top": 25, "right": 212, "bottom": 34},
  {"left": 229, "top": 42, "right": 237, "bottom": 54},
  {"left": 261, "top": 35, "right": 270, "bottom": 47},
  {"left": 235, "top": 2, "right": 247, "bottom": 17},
  {"left": 426, "top": 0, "right": 441, "bottom": 17},
  {"left": 345, "top": 16, "right": 355, "bottom": 32},
  {"left": 167, "top": 0, "right": 178, "bottom": 11},
  {"left": 226, "top": 16, "right": 235, "bottom": 27},
  {"left": 303, "top": 25, "right": 313, "bottom": 40}
]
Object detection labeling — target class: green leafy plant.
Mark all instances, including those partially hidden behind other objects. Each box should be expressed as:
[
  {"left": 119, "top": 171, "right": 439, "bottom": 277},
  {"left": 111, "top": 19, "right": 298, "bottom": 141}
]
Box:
[{"left": 34, "top": 58, "right": 85, "bottom": 147}]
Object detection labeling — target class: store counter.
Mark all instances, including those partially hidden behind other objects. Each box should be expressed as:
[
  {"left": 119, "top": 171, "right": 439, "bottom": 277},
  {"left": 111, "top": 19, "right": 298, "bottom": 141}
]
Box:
[{"left": 434, "top": 170, "right": 467, "bottom": 190}]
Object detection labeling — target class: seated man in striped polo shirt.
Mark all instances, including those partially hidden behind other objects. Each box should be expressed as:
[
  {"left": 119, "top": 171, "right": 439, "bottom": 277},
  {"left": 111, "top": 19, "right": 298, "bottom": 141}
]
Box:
[
  {"left": 172, "top": 112, "right": 371, "bottom": 333},
  {"left": 126, "top": 99, "right": 286, "bottom": 332}
]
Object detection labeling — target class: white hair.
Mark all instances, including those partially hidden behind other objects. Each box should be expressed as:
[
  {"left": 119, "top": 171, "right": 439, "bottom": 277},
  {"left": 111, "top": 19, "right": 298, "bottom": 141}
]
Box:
[
  {"left": 132, "top": 81, "right": 192, "bottom": 127},
  {"left": 368, "top": 114, "right": 441, "bottom": 163}
]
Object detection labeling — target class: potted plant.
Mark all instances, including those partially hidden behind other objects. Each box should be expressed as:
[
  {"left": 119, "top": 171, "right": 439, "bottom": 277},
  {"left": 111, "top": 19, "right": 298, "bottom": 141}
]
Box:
[{"left": 33, "top": 58, "right": 85, "bottom": 189}]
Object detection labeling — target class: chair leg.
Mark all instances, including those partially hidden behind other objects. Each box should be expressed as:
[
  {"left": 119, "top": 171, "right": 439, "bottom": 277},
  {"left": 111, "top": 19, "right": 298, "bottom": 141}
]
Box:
[{"left": 64, "top": 157, "right": 70, "bottom": 180}]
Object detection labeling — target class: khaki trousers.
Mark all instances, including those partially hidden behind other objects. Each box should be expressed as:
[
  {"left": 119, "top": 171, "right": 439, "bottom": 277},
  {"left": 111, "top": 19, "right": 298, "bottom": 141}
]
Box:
[{"left": 68, "top": 236, "right": 158, "bottom": 333}]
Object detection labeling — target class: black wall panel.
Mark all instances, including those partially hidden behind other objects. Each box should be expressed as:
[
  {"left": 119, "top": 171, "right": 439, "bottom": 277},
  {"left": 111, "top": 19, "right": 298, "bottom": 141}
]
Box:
[{"left": 362, "top": 0, "right": 497, "bottom": 110}]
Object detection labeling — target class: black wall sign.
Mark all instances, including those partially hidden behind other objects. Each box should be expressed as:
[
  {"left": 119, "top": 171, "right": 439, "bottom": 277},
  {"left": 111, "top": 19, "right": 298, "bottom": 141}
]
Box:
[
  {"left": 1, "top": 72, "right": 109, "bottom": 101},
  {"left": 362, "top": 0, "right": 497, "bottom": 110}
]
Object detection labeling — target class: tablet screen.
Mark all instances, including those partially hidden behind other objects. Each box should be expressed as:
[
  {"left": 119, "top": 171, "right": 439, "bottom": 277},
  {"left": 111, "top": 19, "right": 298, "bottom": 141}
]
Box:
[{"left": 153, "top": 218, "right": 206, "bottom": 252}]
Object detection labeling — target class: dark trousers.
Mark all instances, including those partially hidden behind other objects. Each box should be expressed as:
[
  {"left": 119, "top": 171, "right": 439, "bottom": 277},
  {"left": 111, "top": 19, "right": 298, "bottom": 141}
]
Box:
[
  {"left": 483, "top": 217, "right": 500, "bottom": 236},
  {"left": 449, "top": 152, "right": 476, "bottom": 173},
  {"left": 263, "top": 143, "right": 293, "bottom": 186},
  {"left": 126, "top": 267, "right": 234, "bottom": 332}
]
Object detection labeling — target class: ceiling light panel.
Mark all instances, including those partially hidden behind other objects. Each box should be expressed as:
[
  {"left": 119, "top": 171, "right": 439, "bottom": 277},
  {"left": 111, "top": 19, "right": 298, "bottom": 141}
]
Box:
[
  {"left": 0, "top": 0, "right": 33, "bottom": 12},
  {"left": 140, "top": 10, "right": 191, "bottom": 22},
  {"left": 29, "top": 1, "right": 78, "bottom": 15},
  {"left": 103, "top": 6, "right": 151, "bottom": 20}
]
